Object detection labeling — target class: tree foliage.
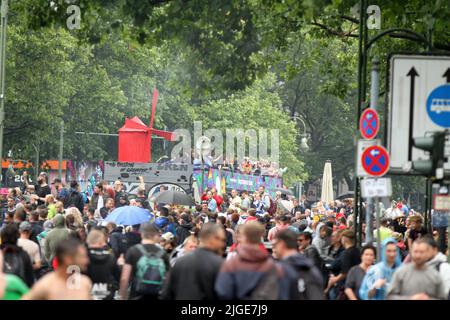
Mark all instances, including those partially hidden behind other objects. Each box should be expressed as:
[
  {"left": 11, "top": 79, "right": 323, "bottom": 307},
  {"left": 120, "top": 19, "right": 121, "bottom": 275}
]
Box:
[{"left": 3, "top": 0, "right": 450, "bottom": 196}]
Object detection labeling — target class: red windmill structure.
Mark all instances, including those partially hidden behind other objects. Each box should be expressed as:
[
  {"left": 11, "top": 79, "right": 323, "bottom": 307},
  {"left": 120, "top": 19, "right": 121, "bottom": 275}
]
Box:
[{"left": 118, "top": 88, "right": 175, "bottom": 163}]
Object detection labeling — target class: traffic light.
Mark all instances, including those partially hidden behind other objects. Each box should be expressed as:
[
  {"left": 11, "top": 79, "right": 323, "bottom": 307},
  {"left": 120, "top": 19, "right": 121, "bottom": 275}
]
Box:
[{"left": 412, "top": 131, "right": 446, "bottom": 177}]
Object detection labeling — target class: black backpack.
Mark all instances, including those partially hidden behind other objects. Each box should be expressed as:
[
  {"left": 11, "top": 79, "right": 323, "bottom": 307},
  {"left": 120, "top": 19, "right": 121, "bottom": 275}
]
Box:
[
  {"left": 2, "top": 247, "right": 26, "bottom": 281},
  {"left": 294, "top": 268, "right": 325, "bottom": 300},
  {"left": 66, "top": 191, "right": 84, "bottom": 212},
  {"left": 111, "top": 231, "right": 128, "bottom": 257},
  {"left": 250, "top": 264, "right": 279, "bottom": 300}
]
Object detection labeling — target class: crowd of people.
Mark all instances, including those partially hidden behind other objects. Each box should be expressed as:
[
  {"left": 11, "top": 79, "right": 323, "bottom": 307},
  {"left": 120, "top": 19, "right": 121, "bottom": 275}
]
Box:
[
  {"left": 189, "top": 152, "right": 285, "bottom": 177},
  {"left": 0, "top": 171, "right": 449, "bottom": 300}
]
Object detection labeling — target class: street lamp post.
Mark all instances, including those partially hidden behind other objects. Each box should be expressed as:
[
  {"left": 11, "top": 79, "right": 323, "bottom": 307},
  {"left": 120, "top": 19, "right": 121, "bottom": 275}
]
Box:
[
  {"left": 0, "top": 0, "right": 8, "bottom": 189},
  {"left": 292, "top": 115, "right": 309, "bottom": 152}
]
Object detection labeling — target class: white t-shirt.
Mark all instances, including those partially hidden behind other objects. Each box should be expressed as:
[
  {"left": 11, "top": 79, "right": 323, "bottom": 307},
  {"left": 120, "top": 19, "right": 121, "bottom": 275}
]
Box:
[
  {"left": 18, "top": 238, "right": 41, "bottom": 264},
  {"left": 97, "top": 196, "right": 104, "bottom": 211}
]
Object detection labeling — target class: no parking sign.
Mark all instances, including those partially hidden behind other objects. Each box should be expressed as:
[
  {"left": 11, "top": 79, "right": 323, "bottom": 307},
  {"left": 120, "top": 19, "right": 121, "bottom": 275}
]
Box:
[
  {"left": 360, "top": 108, "right": 380, "bottom": 140},
  {"left": 361, "top": 145, "right": 390, "bottom": 177}
]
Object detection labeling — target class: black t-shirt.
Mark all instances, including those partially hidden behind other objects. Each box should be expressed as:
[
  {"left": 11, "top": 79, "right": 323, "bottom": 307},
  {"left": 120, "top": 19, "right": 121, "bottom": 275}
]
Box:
[
  {"left": 35, "top": 184, "right": 51, "bottom": 205},
  {"left": 409, "top": 227, "right": 428, "bottom": 241},
  {"left": 341, "top": 246, "right": 361, "bottom": 275},
  {"left": 125, "top": 243, "right": 170, "bottom": 298},
  {"left": 345, "top": 265, "right": 366, "bottom": 300},
  {"left": 86, "top": 247, "right": 121, "bottom": 300}
]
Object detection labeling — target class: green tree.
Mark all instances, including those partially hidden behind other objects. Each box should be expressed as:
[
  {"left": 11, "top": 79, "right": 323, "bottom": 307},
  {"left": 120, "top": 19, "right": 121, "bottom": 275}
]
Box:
[
  {"left": 273, "top": 32, "right": 358, "bottom": 187},
  {"left": 194, "top": 73, "right": 307, "bottom": 185}
]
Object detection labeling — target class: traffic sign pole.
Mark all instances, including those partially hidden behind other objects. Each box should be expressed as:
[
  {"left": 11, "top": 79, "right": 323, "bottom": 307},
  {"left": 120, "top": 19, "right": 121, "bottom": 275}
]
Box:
[{"left": 365, "top": 59, "right": 380, "bottom": 246}]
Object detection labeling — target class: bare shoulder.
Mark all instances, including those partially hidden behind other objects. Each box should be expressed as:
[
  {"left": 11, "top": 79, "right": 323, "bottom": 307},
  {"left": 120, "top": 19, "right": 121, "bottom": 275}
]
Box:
[
  {"left": 21, "top": 273, "right": 55, "bottom": 300},
  {"left": 35, "top": 272, "right": 58, "bottom": 286},
  {"left": 80, "top": 274, "right": 92, "bottom": 288}
]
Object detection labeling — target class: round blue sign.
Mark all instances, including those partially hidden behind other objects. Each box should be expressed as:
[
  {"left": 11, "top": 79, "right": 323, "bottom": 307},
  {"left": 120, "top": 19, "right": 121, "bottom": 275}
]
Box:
[{"left": 426, "top": 84, "right": 450, "bottom": 127}]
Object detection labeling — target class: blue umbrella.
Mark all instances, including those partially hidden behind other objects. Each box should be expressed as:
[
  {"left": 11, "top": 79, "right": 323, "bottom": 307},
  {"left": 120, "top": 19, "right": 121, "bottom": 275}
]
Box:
[{"left": 105, "top": 206, "right": 154, "bottom": 226}]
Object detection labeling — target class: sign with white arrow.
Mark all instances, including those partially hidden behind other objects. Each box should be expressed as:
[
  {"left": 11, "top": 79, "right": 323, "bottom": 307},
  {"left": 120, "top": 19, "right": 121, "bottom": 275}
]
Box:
[{"left": 387, "top": 55, "right": 450, "bottom": 173}]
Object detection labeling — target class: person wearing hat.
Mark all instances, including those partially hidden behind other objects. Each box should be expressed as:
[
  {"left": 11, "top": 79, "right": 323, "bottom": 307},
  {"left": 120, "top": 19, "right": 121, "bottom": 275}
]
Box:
[
  {"left": 160, "top": 232, "right": 177, "bottom": 254},
  {"left": 17, "top": 221, "right": 41, "bottom": 271}
]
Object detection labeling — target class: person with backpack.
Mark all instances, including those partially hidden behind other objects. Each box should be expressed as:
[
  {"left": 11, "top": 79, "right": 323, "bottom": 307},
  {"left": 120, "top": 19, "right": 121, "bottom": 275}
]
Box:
[
  {"left": 86, "top": 230, "right": 121, "bottom": 300},
  {"left": 272, "top": 229, "right": 324, "bottom": 300},
  {"left": 215, "top": 221, "right": 289, "bottom": 300},
  {"left": 65, "top": 181, "right": 85, "bottom": 213},
  {"left": 0, "top": 223, "right": 35, "bottom": 288},
  {"left": 119, "top": 222, "right": 170, "bottom": 300},
  {"left": 51, "top": 178, "right": 68, "bottom": 201},
  {"left": 107, "top": 223, "right": 127, "bottom": 259},
  {"left": 0, "top": 250, "right": 29, "bottom": 300}
]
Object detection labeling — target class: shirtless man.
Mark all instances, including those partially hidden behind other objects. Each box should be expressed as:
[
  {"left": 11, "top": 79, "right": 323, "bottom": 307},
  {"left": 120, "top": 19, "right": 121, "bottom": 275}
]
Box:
[{"left": 22, "top": 238, "right": 92, "bottom": 300}]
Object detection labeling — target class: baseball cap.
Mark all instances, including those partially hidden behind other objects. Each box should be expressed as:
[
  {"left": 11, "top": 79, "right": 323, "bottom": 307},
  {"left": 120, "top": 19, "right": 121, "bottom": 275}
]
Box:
[
  {"left": 19, "top": 221, "right": 32, "bottom": 232},
  {"left": 161, "top": 232, "right": 174, "bottom": 242}
]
